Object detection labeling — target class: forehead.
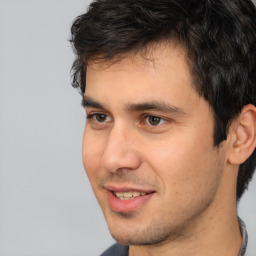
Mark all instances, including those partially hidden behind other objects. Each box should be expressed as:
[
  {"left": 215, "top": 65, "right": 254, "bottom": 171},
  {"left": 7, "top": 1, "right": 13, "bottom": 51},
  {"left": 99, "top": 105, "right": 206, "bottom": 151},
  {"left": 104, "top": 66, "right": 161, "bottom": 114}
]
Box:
[
  {"left": 85, "top": 43, "right": 199, "bottom": 106},
  {"left": 87, "top": 42, "right": 190, "bottom": 73}
]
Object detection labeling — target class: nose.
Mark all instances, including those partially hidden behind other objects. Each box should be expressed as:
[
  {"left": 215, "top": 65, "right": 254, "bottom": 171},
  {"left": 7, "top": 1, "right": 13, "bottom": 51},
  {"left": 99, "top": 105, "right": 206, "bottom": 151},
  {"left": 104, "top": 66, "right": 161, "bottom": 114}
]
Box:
[{"left": 101, "top": 124, "right": 141, "bottom": 173}]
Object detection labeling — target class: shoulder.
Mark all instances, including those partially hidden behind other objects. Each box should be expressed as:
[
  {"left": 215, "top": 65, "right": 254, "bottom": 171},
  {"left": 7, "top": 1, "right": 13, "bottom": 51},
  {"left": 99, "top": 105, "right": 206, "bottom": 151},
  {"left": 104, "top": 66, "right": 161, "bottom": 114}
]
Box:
[{"left": 100, "top": 243, "right": 129, "bottom": 256}]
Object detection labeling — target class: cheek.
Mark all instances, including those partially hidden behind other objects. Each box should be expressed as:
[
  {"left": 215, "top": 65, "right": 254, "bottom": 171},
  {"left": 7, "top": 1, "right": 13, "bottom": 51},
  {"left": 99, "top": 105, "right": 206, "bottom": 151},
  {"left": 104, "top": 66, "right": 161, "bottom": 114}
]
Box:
[
  {"left": 82, "top": 129, "right": 109, "bottom": 207},
  {"left": 82, "top": 129, "right": 104, "bottom": 180},
  {"left": 147, "top": 132, "right": 220, "bottom": 197}
]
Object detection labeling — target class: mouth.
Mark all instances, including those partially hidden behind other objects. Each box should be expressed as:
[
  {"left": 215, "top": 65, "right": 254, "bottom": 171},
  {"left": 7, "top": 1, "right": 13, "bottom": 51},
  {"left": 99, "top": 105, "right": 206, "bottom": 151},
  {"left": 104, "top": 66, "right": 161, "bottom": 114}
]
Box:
[
  {"left": 113, "top": 191, "right": 150, "bottom": 200},
  {"left": 105, "top": 186, "right": 155, "bottom": 213}
]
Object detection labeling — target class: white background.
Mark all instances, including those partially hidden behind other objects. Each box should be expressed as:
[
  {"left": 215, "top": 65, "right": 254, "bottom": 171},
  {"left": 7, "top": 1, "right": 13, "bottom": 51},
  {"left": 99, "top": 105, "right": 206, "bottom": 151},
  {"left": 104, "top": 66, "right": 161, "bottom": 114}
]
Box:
[{"left": 0, "top": 0, "right": 255, "bottom": 255}]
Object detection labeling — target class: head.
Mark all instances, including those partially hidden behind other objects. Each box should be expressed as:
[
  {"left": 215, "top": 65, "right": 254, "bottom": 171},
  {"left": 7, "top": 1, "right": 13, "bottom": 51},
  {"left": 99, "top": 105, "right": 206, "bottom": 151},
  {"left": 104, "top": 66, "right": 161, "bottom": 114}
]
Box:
[{"left": 70, "top": 0, "right": 256, "bottom": 246}]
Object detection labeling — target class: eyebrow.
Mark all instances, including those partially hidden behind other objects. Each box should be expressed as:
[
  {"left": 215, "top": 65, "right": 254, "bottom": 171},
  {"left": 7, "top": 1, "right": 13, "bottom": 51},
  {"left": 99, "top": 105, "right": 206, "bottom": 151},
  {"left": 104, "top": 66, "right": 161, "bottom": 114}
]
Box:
[
  {"left": 82, "top": 95, "right": 189, "bottom": 116},
  {"left": 82, "top": 96, "right": 105, "bottom": 109},
  {"left": 126, "top": 102, "right": 188, "bottom": 116}
]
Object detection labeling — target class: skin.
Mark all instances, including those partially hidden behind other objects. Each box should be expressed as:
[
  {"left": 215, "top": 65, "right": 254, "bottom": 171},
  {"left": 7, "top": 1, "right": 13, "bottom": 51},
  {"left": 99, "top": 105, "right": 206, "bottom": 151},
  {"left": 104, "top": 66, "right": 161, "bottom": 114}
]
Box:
[{"left": 82, "top": 44, "right": 244, "bottom": 256}]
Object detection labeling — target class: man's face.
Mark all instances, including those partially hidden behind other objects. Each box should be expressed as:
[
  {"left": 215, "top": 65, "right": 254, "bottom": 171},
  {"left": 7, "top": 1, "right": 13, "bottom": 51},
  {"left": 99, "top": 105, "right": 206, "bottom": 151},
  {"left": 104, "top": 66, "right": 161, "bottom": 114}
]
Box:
[{"left": 82, "top": 45, "right": 227, "bottom": 245}]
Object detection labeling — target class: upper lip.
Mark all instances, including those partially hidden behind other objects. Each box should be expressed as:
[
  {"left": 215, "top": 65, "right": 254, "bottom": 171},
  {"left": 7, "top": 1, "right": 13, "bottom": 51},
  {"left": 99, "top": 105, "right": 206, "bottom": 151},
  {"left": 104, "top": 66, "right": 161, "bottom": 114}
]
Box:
[{"left": 104, "top": 184, "right": 156, "bottom": 194}]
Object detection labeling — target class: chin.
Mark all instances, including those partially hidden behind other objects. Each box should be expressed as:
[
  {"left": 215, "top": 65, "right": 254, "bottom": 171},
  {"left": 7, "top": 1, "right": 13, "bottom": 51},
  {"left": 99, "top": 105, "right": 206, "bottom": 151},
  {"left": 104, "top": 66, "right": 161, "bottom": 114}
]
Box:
[{"left": 108, "top": 221, "right": 182, "bottom": 246}]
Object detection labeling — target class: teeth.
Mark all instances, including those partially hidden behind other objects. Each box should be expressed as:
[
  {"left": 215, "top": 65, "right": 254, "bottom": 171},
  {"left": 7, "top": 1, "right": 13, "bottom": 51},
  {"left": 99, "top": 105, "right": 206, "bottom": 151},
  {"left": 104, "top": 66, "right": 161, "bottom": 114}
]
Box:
[{"left": 114, "top": 191, "right": 148, "bottom": 200}]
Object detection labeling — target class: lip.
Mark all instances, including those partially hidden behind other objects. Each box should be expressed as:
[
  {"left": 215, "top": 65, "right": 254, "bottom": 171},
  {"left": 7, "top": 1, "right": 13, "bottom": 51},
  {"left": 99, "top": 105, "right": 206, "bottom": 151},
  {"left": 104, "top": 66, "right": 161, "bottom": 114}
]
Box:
[
  {"left": 105, "top": 185, "right": 155, "bottom": 213},
  {"left": 104, "top": 185, "right": 155, "bottom": 194}
]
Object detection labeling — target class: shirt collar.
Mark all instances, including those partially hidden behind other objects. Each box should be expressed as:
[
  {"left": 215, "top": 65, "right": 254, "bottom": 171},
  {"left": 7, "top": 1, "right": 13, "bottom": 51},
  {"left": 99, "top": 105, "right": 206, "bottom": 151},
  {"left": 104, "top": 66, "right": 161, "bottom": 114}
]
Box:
[{"left": 238, "top": 217, "right": 248, "bottom": 256}]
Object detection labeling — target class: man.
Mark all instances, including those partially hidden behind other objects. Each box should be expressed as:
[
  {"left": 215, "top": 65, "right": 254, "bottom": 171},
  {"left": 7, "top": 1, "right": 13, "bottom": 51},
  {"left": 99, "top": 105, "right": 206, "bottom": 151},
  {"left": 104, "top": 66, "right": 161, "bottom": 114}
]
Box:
[{"left": 70, "top": 0, "right": 256, "bottom": 255}]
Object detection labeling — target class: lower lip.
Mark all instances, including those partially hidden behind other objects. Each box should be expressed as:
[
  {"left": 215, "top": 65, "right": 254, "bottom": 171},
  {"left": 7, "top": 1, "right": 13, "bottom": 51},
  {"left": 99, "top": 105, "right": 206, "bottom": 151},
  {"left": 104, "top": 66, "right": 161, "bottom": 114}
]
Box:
[{"left": 106, "top": 191, "right": 154, "bottom": 213}]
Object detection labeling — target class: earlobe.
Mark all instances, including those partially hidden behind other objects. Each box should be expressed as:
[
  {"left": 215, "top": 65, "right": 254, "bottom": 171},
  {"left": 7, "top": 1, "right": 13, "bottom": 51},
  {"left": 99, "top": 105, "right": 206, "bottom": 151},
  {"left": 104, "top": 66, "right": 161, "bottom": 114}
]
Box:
[{"left": 228, "top": 104, "right": 256, "bottom": 165}]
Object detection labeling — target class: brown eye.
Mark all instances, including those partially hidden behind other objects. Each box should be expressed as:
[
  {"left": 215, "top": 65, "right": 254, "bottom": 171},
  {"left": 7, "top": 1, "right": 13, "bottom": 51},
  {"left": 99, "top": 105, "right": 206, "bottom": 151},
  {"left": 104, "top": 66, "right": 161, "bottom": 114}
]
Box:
[
  {"left": 95, "top": 114, "right": 108, "bottom": 122},
  {"left": 147, "top": 116, "right": 163, "bottom": 126},
  {"left": 87, "top": 113, "right": 110, "bottom": 123}
]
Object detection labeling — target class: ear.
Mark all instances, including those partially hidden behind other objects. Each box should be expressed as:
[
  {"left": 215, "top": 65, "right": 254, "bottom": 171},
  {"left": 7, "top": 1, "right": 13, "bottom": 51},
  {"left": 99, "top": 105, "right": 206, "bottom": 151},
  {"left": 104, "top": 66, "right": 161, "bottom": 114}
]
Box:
[{"left": 228, "top": 104, "right": 256, "bottom": 165}]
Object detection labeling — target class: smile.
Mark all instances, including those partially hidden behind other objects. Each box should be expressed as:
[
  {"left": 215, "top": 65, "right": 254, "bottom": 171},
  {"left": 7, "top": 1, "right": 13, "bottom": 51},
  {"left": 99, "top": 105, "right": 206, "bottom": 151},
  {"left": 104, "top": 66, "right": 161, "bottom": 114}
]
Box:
[{"left": 113, "top": 191, "right": 148, "bottom": 200}]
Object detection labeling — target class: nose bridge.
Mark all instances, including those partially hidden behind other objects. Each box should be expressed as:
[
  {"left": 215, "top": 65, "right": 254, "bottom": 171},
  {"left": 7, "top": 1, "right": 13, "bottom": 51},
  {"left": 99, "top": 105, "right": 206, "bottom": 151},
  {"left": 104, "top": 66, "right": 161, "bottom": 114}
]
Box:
[{"left": 101, "top": 122, "right": 140, "bottom": 172}]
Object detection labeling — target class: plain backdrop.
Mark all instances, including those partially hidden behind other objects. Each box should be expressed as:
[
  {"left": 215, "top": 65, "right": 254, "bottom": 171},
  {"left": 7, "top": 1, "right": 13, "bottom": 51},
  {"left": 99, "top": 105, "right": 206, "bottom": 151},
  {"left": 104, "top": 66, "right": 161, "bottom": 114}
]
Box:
[{"left": 0, "top": 0, "right": 255, "bottom": 255}]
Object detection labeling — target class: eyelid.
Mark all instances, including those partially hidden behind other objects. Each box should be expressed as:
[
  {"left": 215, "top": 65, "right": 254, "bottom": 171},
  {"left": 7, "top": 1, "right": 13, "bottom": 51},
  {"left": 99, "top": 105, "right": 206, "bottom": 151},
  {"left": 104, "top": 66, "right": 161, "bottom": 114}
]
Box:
[
  {"left": 85, "top": 108, "right": 109, "bottom": 117},
  {"left": 141, "top": 113, "right": 168, "bottom": 120}
]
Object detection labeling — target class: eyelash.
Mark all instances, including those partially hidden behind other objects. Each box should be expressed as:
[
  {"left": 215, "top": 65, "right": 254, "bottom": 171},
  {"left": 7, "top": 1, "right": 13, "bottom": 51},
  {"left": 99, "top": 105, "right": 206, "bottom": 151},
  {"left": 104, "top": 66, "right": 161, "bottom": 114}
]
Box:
[{"left": 86, "top": 112, "right": 169, "bottom": 129}]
